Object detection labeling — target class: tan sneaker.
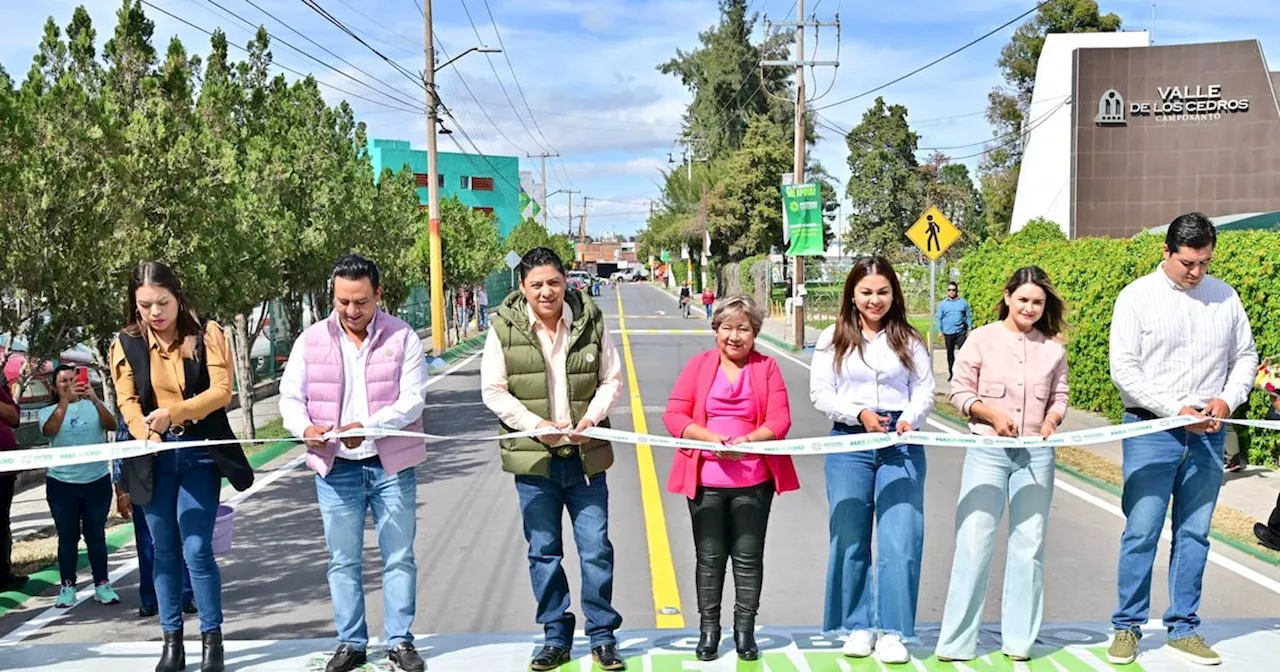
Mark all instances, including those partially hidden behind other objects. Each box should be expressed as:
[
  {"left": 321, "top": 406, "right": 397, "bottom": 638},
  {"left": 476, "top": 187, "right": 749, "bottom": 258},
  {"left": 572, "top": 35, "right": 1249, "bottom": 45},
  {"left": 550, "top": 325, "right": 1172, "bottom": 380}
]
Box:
[
  {"left": 1107, "top": 630, "right": 1140, "bottom": 664},
  {"left": 1166, "top": 635, "right": 1221, "bottom": 666}
]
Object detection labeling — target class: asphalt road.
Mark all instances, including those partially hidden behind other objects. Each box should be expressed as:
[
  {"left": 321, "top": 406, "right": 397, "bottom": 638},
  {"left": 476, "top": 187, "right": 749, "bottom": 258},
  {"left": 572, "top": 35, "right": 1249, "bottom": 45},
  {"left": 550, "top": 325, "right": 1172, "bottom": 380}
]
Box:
[{"left": 3, "top": 282, "right": 1280, "bottom": 659}]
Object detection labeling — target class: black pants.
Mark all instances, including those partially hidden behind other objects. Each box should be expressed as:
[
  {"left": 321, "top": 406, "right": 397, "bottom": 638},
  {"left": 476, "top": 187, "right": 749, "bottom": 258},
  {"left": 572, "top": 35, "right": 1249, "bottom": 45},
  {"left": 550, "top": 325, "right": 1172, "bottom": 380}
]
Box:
[
  {"left": 46, "top": 475, "right": 112, "bottom": 585},
  {"left": 0, "top": 475, "right": 15, "bottom": 581},
  {"left": 687, "top": 481, "right": 774, "bottom": 630},
  {"left": 944, "top": 331, "right": 968, "bottom": 379}
]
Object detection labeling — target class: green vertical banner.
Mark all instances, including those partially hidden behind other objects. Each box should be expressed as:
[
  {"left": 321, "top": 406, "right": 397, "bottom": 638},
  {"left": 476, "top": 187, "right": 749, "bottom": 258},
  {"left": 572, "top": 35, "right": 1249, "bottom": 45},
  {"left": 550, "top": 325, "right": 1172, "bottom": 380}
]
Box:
[
  {"left": 782, "top": 182, "right": 825, "bottom": 256},
  {"left": 660, "top": 249, "right": 671, "bottom": 262}
]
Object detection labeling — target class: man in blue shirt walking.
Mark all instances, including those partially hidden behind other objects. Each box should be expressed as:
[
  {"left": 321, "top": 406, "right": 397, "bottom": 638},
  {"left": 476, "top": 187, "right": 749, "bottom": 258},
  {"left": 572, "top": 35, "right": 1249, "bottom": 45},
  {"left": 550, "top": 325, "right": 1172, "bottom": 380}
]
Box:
[{"left": 935, "top": 282, "right": 973, "bottom": 381}]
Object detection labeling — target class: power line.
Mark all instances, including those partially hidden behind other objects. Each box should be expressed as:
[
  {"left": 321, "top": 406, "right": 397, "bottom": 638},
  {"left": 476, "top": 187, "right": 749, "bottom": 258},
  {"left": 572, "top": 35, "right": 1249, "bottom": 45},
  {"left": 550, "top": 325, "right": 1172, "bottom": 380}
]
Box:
[
  {"left": 234, "top": 0, "right": 423, "bottom": 104},
  {"left": 298, "top": 0, "right": 426, "bottom": 91},
  {"left": 439, "top": 106, "right": 525, "bottom": 194},
  {"left": 480, "top": 0, "right": 557, "bottom": 152},
  {"left": 946, "top": 97, "right": 1067, "bottom": 160},
  {"left": 812, "top": 1, "right": 1046, "bottom": 112},
  {"left": 458, "top": 0, "right": 548, "bottom": 153},
  {"left": 142, "top": 0, "right": 421, "bottom": 113}
]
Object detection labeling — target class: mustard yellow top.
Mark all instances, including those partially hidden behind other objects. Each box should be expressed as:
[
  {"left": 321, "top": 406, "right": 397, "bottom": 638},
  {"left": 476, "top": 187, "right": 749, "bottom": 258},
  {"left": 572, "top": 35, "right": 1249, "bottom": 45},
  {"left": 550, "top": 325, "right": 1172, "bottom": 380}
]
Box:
[{"left": 110, "top": 320, "right": 234, "bottom": 441}]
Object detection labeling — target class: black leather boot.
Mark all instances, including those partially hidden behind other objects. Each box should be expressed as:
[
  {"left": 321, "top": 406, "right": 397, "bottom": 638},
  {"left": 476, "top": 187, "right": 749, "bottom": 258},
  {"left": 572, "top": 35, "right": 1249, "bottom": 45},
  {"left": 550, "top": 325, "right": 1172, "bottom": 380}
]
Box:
[
  {"left": 156, "top": 630, "right": 186, "bottom": 672},
  {"left": 696, "top": 629, "right": 720, "bottom": 661},
  {"left": 201, "top": 629, "right": 224, "bottom": 672},
  {"left": 734, "top": 625, "right": 759, "bottom": 661}
]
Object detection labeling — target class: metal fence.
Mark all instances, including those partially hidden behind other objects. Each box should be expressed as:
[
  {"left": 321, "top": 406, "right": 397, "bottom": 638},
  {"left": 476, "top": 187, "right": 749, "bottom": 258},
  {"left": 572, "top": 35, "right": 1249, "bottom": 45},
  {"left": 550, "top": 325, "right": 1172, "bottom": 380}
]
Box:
[{"left": 766, "top": 259, "right": 960, "bottom": 334}]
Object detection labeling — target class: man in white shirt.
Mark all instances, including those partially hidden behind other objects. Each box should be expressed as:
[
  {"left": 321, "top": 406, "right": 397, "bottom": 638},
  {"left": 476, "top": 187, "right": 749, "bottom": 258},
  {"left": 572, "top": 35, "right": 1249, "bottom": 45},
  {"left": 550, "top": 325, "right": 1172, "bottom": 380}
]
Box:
[
  {"left": 279, "top": 255, "right": 428, "bottom": 672},
  {"left": 1107, "top": 213, "right": 1258, "bottom": 667},
  {"left": 479, "top": 247, "right": 626, "bottom": 671}
]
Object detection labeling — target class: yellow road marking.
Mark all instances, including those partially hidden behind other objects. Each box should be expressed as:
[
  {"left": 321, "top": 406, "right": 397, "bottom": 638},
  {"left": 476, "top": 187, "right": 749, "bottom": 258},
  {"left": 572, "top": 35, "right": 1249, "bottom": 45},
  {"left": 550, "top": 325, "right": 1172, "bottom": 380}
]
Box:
[
  {"left": 609, "top": 329, "right": 709, "bottom": 335},
  {"left": 615, "top": 289, "right": 684, "bottom": 628}
]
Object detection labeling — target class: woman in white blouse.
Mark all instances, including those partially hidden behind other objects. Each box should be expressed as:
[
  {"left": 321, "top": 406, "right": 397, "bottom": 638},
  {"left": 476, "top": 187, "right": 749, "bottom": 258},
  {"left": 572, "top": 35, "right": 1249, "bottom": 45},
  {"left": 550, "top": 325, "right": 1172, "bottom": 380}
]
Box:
[{"left": 809, "top": 255, "right": 935, "bottom": 665}]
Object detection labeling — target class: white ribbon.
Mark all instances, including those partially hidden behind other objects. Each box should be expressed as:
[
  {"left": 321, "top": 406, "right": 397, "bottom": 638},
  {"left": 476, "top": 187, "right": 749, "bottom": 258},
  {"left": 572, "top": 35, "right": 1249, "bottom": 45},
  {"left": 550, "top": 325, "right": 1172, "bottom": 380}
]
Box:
[{"left": 3, "top": 415, "right": 1275, "bottom": 473}]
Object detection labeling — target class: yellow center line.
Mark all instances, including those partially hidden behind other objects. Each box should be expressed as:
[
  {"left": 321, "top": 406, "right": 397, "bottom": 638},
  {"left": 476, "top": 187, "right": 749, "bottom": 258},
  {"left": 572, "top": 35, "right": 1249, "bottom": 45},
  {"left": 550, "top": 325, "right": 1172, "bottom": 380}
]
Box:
[{"left": 615, "top": 289, "right": 684, "bottom": 628}]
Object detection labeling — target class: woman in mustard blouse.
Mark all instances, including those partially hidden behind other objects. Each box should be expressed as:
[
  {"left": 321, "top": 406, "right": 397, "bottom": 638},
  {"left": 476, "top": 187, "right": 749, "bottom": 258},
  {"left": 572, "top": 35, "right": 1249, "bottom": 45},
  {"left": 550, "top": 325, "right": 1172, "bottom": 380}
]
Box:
[{"left": 112, "top": 262, "right": 252, "bottom": 672}]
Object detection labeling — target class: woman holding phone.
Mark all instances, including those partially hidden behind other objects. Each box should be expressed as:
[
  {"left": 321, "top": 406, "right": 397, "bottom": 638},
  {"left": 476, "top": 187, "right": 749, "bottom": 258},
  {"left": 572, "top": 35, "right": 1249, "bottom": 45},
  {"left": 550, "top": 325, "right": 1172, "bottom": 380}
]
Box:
[
  {"left": 934, "top": 266, "right": 1068, "bottom": 663},
  {"left": 112, "top": 261, "right": 253, "bottom": 672},
  {"left": 39, "top": 365, "right": 120, "bottom": 608},
  {"left": 810, "top": 256, "right": 934, "bottom": 664}
]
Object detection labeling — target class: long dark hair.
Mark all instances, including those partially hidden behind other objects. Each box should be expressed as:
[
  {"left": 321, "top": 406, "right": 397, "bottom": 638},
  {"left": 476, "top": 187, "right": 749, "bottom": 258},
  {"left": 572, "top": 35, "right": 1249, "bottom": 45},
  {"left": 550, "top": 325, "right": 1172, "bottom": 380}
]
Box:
[
  {"left": 123, "top": 261, "right": 205, "bottom": 358},
  {"left": 833, "top": 255, "right": 923, "bottom": 374},
  {"left": 996, "top": 266, "right": 1069, "bottom": 338}
]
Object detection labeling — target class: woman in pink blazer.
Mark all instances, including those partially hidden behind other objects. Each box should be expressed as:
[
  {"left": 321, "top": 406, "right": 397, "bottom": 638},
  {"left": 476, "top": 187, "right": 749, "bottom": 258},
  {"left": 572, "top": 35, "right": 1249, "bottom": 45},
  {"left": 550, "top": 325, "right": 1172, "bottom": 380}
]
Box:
[{"left": 663, "top": 296, "right": 799, "bottom": 663}]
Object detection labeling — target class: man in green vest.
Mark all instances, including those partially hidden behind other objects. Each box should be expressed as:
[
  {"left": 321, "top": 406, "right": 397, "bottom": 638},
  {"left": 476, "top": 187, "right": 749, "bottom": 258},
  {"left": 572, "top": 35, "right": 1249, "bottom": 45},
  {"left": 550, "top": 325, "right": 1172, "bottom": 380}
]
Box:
[{"left": 480, "top": 247, "right": 626, "bottom": 671}]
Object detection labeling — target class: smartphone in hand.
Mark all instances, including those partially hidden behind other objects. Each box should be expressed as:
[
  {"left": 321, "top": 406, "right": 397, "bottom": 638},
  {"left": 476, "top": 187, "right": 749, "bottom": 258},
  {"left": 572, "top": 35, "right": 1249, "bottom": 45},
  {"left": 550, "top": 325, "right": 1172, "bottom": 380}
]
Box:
[{"left": 75, "top": 367, "right": 90, "bottom": 386}]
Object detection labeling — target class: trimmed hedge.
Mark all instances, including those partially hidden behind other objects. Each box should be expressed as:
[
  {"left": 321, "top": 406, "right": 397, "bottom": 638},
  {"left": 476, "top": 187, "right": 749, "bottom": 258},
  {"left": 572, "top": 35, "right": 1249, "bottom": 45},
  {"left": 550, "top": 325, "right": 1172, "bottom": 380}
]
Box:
[{"left": 960, "top": 222, "right": 1280, "bottom": 464}]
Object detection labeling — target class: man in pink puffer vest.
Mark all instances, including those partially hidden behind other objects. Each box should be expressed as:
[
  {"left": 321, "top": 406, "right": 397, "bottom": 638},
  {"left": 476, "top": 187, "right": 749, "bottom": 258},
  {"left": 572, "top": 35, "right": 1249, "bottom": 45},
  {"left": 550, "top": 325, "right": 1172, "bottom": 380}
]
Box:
[{"left": 279, "top": 255, "right": 429, "bottom": 672}]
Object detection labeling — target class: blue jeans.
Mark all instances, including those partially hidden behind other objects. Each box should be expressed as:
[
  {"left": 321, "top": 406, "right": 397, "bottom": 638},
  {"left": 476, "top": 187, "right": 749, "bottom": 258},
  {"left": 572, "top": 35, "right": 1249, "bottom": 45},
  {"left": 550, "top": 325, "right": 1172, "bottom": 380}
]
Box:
[
  {"left": 133, "top": 505, "right": 194, "bottom": 609},
  {"left": 315, "top": 457, "right": 418, "bottom": 651},
  {"left": 1113, "top": 415, "right": 1225, "bottom": 640},
  {"left": 143, "top": 438, "right": 222, "bottom": 633},
  {"left": 936, "top": 446, "right": 1055, "bottom": 659},
  {"left": 46, "top": 475, "right": 112, "bottom": 585},
  {"left": 823, "top": 415, "right": 926, "bottom": 638},
  {"left": 515, "top": 456, "right": 621, "bottom": 648},
  {"left": 704, "top": 304, "right": 712, "bottom": 319}
]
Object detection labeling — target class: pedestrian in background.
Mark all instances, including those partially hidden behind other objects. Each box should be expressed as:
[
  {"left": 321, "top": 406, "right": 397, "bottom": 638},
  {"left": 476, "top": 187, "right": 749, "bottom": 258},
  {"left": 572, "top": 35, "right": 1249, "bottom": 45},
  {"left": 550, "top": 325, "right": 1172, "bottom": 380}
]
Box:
[
  {"left": 936, "top": 281, "right": 973, "bottom": 381},
  {"left": 113, "top": 261, "right": 253, "bottom": 672},
  {"left": 810, "top": 255, "right": 934, "bottom": 665},
  {"left": 39, "top": 365, "right": 121, "bottom": 608},
  {"left": 663, "top": 296, "right": 797, "bottom": 662},
  {"left": 480, "top": 247, "right": 627, "bottom": 671},
  {"left": 1107, "top": 213, "right": 1257, "bottom": 666},
  {"left": 0, "top": 381, "right": 24, "bottom": 590},
  {"left": 476, "top": 284, "right": 489, "bottom": 330},
  {"left": 279, "top": 255, "right": 429, "bottom": 672},
  {"left": 935, "top": 266, "right": 1069, "bottom": 663},
  {"left": 701, "top": 286, "right": 716, "bottom": 320}
]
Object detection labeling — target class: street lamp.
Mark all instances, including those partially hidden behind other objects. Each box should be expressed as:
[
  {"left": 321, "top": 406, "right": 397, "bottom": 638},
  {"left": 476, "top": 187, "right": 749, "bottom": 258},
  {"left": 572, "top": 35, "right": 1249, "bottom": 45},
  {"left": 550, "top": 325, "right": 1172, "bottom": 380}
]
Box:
[{"left": 424, "top": 5, "right": 502, "bottom": 353}]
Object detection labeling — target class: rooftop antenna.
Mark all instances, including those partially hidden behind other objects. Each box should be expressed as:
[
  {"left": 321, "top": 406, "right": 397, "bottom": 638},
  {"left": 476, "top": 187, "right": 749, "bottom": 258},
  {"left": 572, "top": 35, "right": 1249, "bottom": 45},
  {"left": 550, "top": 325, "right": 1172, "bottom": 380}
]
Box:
[{"left": 1150, "top": 0, "right": 1156, "bottom": 46}]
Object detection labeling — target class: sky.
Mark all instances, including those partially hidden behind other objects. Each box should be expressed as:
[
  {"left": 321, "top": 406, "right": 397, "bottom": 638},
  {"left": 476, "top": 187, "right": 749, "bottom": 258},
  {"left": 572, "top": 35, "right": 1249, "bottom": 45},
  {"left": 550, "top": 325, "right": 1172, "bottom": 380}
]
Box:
[{"left": 1, "top": 0, "right": 1277, "bottom": 238}]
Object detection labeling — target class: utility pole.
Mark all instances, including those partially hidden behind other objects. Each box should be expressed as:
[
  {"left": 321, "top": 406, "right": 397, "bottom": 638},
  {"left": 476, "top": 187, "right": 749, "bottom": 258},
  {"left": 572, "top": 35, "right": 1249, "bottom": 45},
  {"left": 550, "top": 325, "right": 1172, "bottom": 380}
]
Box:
[
  {"left": 669, "top": 138, "right": 707, "bottom": 183},
  {"left": 423, "top": 0, "right": 446, "bottom": 356},
  {"left": 562, "top": 189, "right": 580, "bottom": 237},
  {"left": 579, "top": 196, "right": 589, "bottom": 246},
  {"left": 763, "top": 0, "right": 838, "bottom": 348},
  {"left": 528, "top": 152, "right": 559, "bottom": 227},
  {"left": 699, "top": 186, "right": 709, "bottom": 292}
]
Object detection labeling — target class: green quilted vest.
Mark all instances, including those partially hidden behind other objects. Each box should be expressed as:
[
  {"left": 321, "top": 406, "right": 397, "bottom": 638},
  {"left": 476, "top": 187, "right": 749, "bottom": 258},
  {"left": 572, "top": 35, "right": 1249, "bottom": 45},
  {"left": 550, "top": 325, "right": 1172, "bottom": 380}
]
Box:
[{"left": 492, "top": 287, "right": 614, "bottom": 477}]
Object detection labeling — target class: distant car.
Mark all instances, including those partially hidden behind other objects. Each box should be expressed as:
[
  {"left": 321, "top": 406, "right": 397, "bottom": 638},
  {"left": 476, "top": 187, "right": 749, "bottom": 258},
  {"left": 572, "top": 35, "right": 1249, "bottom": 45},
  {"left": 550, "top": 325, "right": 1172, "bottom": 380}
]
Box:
[{"left": 567, "top": 270, "right": 591, "bottom": 291}]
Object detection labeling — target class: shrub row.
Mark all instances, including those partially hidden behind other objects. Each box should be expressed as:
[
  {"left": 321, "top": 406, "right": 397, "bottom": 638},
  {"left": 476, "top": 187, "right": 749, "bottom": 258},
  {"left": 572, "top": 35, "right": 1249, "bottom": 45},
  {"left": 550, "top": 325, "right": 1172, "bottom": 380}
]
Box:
[{"left": 959, "top": 221, "right": 1280, "bottom": 464}]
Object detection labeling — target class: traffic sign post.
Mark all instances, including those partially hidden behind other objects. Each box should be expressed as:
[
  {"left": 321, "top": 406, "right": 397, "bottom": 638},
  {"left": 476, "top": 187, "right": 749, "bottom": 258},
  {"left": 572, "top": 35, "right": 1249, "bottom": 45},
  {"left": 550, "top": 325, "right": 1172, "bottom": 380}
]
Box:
[
  {"left": 907, "top": 206, "right": 962, "bottom": 353},
  {"left": 505, "top": 250, "right": 522, "bottom": 293}
]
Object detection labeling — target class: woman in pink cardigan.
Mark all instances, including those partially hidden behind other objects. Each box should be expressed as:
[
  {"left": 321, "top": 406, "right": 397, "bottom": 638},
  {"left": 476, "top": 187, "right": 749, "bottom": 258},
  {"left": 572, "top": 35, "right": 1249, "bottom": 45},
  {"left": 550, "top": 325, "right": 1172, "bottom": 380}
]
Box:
[
  {"left": 935, "top": 266, "right": 1070, "bottom": 663},
  {"left": 663, "top": 296, "right": 798, "bottom": 663}
]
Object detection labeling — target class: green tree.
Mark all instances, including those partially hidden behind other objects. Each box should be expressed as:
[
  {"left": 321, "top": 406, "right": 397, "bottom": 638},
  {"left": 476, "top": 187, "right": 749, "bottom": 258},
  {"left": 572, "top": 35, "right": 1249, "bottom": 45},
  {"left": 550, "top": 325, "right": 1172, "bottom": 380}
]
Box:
[
  {"left": 658, "top": 0, "right": 793, "bottom": 158},
  {"left": 843, "top": 97, "right": 921, "bottom": 256},
  {"left": 705, "top": 116, "right": 793, "bottom": 259},
  {"left": 419, "top": 196, "right": 501, "bottom": 342},
  {"left": 919, "top": 153, "right": 985, "bottom": 248},
  {"left": 981, "top": 0, "right": 1121, "bottom": 235}
]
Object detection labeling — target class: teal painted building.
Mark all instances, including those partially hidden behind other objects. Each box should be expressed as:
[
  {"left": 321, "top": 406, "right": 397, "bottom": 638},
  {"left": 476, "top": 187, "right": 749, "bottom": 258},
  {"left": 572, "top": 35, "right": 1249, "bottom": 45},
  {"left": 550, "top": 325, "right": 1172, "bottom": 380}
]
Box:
[{"left": 368, "top": 138, "right": 521, "bottom": 238}]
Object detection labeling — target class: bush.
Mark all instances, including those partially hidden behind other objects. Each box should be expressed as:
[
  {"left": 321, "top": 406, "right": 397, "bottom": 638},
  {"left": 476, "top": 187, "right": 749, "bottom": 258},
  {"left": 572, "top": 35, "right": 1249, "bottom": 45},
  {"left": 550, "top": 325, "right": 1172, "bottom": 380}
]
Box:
[
  {"left": 960, "top": 228, "right": 1280, "bottom": 464},
  {"left": 737, "top": 254, "right": 769, "bottom": 296}
]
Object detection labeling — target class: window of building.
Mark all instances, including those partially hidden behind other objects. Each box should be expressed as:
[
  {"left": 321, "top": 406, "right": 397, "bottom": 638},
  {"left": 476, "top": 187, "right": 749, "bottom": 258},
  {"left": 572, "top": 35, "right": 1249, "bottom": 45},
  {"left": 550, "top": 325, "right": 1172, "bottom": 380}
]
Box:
[
  {"left": 470, "top": 176, "right": 494, "bottom": 191},
  {"left": 473, "top": 207, "right": 494, "bottom": 217},
  {"left": 459, "top": 175, "right": 470, "bottom": 189},
  {"left": 413, "top": 173, "right": 445, "bottom": 189}
]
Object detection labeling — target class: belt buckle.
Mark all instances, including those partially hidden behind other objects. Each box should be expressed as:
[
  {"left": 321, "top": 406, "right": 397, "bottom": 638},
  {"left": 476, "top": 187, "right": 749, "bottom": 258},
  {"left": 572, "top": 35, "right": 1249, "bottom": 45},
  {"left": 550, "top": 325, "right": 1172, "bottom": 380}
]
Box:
[{"left": 553, "top": 446, "right": 575, "bottom": 458}]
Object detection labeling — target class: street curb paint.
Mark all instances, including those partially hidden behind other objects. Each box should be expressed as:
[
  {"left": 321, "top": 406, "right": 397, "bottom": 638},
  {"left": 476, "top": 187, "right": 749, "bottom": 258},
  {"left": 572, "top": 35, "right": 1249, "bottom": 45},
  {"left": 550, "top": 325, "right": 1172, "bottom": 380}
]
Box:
[
  {"left": 758, "top": 332, "right": 801, "bottom": 353},
  {"left": 0, "top": 436, "right": 301, "bottom": 619}
]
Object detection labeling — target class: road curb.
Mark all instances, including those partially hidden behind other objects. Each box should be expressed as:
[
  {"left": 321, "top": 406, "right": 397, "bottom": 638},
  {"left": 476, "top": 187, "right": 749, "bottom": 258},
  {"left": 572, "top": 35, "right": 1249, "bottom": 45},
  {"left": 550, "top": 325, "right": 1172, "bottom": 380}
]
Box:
[
  {"left": 758, "top": 332, "right": 801, "bottom": 353},
  {"left": 0, "top": 435, "right": 302, "bottom": 619}
]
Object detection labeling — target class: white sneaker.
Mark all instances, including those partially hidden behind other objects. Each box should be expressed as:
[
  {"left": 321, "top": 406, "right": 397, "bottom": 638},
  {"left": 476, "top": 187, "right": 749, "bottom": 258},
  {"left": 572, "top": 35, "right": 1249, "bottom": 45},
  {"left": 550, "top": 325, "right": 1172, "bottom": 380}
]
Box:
[
  {"left": 842, "top": 630, "right": 876, "bottom": 658},
  {"left": 875, "top": 633, "right": 910, "bottom": 664}
]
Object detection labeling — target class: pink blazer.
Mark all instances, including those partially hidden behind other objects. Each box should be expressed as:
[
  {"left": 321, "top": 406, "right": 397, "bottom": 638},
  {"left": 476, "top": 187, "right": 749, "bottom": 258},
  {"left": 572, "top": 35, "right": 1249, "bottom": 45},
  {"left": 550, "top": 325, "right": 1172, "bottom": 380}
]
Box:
[{"left": 663, "top": 349, "right": 800, "bottom": 499}]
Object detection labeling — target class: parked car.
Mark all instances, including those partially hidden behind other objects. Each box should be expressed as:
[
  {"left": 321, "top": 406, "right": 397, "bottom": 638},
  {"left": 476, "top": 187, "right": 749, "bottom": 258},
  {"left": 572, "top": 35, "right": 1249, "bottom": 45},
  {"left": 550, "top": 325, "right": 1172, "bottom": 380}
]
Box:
[{"left": 567, "top": 270, "right": 591, "bottom": 292}]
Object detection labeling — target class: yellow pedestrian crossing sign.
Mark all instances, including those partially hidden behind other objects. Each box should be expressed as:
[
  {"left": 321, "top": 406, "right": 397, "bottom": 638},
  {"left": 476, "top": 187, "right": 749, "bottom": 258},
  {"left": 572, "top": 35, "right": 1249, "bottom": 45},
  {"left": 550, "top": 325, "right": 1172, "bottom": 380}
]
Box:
[{"left": 906, "top": 206, "right": 961, "bottom": 261}]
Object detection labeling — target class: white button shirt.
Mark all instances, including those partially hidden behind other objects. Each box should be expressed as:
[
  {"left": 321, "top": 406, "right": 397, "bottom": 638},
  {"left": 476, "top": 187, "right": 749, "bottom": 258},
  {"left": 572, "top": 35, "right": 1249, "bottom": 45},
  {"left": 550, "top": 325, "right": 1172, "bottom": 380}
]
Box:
[
  {"left": 279, "top": 315, "right": 429, "bottom": 460},
  {"left": 809, "top": 324, "right": 936, "bottom": 430},
  {"left": 1110, "top": 267, "right": 1258, "bottom": 418}
]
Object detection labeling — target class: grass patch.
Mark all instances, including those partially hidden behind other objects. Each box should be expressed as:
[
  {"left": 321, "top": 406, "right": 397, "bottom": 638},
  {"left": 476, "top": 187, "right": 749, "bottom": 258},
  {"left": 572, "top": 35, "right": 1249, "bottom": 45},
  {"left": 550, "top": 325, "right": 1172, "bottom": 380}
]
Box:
[{"left": 932, "top": 393, "right": 1280, "bottom": 565}]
